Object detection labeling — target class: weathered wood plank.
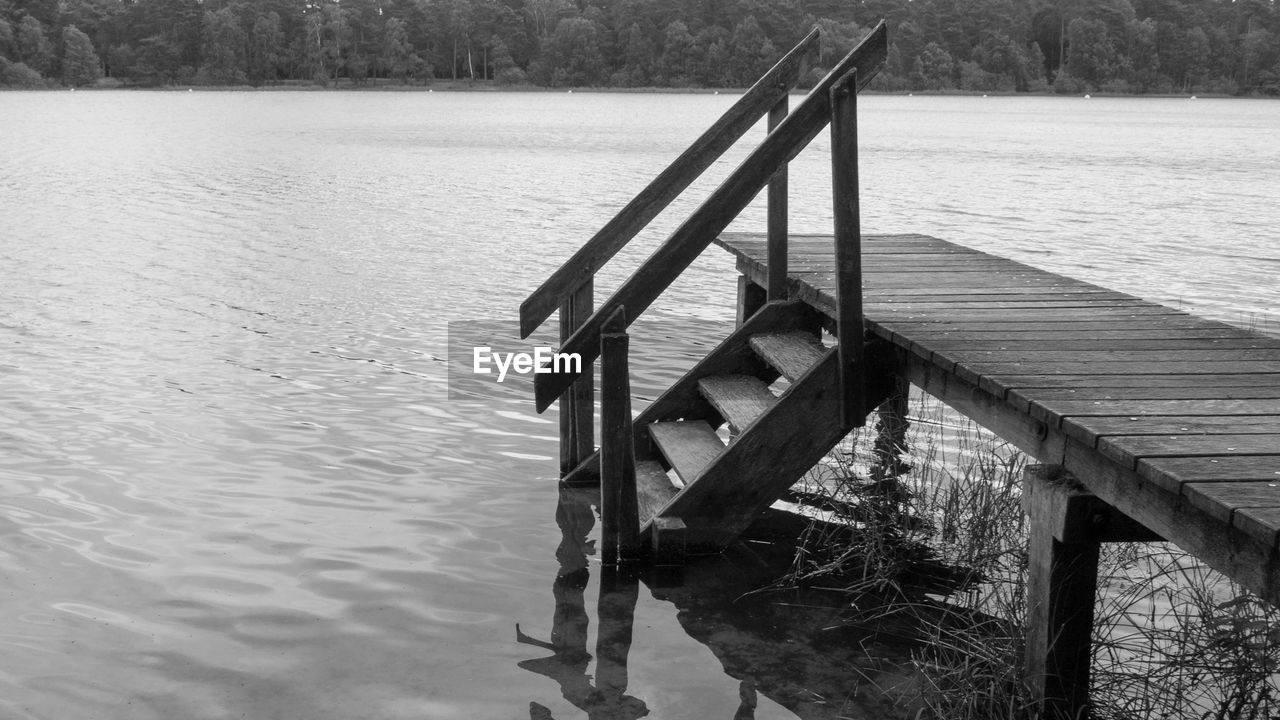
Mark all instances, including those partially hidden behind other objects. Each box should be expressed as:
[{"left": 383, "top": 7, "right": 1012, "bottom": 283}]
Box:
[
  {"left": 750, "top": 330, "right": 828, "bottom": 382},
  {"left": 880, "top": 318, "right": 1247, "bottom": 335},
  {"left": 636, "top": 460, "right": 679, "bottom": 527},
  {"left": 1033, "top": 398, "right": 1280, "bottom": 426},
  {"left": 1181, "top": 481, "right": 1280, "bottom": 547},
  {"left": 974, "top": 362, "right": 1280, "bottom": 383},
  {"left": 926, "top": 338, "right": 1280, "bottom": 352},
  {"left": 649, "top": 421, "right": 725, "bottom": 484},
  {"left": 1235, "top": 507, "right": 1280, "bottom": 551},
  {"left": 697, "top": 374, "right": 778, "bottom": 434},
  {"left": 944, "top": 348, "right": 1280, "bottom": 364},
  {"left": 985, "top": 374, "right": 1280, "bottom": 400},
  {"left": 867, "top": 300, "right": 1160, "bottom": 313},
  {"left": 1062, "top": 415, "right": 1280, "bottom": 446},
  {"left": 876, "top": 309, "right": 1190, "bottom": 323},
  {"left": 1136, "top": 455, "right": 1280, "bottom": 493},
  {"left": 1098, "top": 433, "right": 1280, "bottom": 466}
]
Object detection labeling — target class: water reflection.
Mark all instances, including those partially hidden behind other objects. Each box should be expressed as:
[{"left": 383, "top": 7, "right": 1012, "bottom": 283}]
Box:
[
  {"left": 517, "top": 487, "right": 648, "bottom": 720},
  {"left": 518, "top": 478, "right": 921, "bottom": 720}
]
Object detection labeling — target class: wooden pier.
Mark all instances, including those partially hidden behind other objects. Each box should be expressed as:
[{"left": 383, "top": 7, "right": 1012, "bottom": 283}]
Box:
[{"left": 517, "top": 22, "right": 1280, "bottom": 718}]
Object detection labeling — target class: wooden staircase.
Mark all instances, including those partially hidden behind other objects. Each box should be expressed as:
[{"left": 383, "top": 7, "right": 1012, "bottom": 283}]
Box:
[
  {"left": 518, "top": 22, "right": 891, "bottom": 564},
  {"left": 626, "top": 302, "right": 896, "bottom": 556}
]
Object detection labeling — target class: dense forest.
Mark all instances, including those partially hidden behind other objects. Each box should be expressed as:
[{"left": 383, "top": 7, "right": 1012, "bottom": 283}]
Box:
[{"left": 0, "top": 0, "right": 1277, "bottom": 94}]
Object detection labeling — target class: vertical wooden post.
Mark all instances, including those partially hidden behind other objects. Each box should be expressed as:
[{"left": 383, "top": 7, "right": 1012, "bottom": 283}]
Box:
[
  {"left": 766, "top": 88, "right": 789, "bottom": 301},
  {"left": 600, "top": 307, "right": 640, "bottom": 564},
  {"left": 735, "top": 276, "right": 767, "bottom": 328},
  {"left": 830, "top": 70, "right": 865, "bottom": 430},
  {"left": 559, "top": 279, "right": 595, "bottom": 478},
  {"left": 870, "top": 375, "right": 911, "bottom": 485},
  {"left": 1024, "top": 465, "right": 1100, "bottom": 720}
]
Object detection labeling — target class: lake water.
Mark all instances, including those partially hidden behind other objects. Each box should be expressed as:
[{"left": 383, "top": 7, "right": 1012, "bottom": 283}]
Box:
[{"left": 1, "top": 90, "right": 1278, "bottom": 720}]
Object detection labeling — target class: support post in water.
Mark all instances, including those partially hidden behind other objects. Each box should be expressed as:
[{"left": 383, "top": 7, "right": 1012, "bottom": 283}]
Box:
[
  {"left": 600, "top": 307, "right": 640, "bottom": 563},
  {"left": 559, "top": 279, "right": 595, "bottom": 480},
  {"left": 830, "top": 70, "right": 865, "bottom": 430},
  {"left": 735, "top": 276, "right": 767, "bottom": 328},
  {"left": 870, "top": 374, "right": 911, "bottom": 485},
  {"left": 1024, "top": 465, "right": 1098, "bottom": 719},
  {"left": 1022, "top": 465, "right": 1159, "bottom": 719},
  {"left": 766, "top": 85, "right": 790, "bottom": 302}
]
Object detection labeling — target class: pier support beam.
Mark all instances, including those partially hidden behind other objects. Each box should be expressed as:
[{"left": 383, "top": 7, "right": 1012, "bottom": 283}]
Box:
[
  {"left": 1023, "top": 465, "right": 1162, "bottom": 720},
  {"left": 736, "top": 276, "right": 767, "bottom": 327}
]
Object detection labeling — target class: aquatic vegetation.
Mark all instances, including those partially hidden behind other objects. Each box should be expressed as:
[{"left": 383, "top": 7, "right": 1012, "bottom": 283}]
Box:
[{"left": 778, "top": 392, "right": 1280, "bottom": 719}]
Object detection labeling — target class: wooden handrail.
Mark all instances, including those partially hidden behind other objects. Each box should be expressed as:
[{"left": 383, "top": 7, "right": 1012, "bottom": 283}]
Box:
[
  {"left": 518, "top": 27, "right": 821, "bottom": 339},
  {"left": 533, "top": 21, "right": 888, "bottom": 412}
]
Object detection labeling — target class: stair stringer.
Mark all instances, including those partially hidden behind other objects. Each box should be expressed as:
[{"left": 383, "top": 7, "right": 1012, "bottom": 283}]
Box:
[{"left": 642, "top": 338, "right": 899, "bottom": 553}]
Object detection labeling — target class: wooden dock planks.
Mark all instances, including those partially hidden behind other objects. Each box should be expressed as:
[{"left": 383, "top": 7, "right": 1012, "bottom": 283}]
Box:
[{"left": 717, "top": 231, "right": 1280, "bottom": 600}]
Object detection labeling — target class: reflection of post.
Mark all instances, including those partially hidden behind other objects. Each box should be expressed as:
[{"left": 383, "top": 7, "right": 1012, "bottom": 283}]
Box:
[
  {"left": 732, "top": 679, "right": 758, "bottom": 720},
  {"left": 595, "top": 567, "right": 639, "bottom": 701},
  {"left": 517, "top": 487, "right": 649, "bottom": 720},
  {"left": 869, "top": 375, "right": 910, "bottom": 487},
  {"left": 517, "top": 487, "right": 595, "bottom": 709}
]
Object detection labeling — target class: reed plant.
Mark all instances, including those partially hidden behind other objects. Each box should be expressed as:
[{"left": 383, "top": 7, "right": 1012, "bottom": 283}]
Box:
[{"left": 777, "top": 392, "right": 1280, "bottom": 719}]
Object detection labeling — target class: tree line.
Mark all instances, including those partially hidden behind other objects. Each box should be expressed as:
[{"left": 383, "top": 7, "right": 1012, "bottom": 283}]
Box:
[{"left": 1, "top": 0, "right": 1277, "bottom": 94}]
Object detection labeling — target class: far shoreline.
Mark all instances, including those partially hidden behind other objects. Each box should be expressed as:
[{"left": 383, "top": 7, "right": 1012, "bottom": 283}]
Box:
[{"left": 3, "top": 78, "right": 1264, "bottom": 100}]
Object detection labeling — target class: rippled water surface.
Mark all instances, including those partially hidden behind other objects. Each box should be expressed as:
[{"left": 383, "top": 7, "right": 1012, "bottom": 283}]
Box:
[{"left": 1, "top": 91, "right": 1278, "bottom": 720}]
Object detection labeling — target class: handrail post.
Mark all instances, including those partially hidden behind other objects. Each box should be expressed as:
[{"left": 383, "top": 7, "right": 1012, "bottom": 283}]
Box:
[
  {"left": 600, "top": 307, "right": 639, "bottom": 564},
  {"left": 830, "top": 70, "right": 865, "bottom": 430},
  {"left": 766, "top": 85, "right": 789, "bottom": 301},
  {"left": 559, "top": 280, "right": 595, "bottom": 478}
]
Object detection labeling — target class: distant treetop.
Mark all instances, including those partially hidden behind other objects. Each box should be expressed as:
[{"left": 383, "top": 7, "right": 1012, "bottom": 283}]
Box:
[{"left": 1, "top": 0, "right": 1277, "bottom": 94}]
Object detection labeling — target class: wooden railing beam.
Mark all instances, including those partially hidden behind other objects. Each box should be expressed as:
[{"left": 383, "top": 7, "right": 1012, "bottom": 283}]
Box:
[
  {"left": 533, "top": 21, "right": 888, "bottom": 412},
  {"left": 518, "top": 28, "right": 821, "bottom": 339}
]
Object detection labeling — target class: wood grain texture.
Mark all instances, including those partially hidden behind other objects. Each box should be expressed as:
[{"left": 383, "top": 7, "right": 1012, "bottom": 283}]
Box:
[
  {"left": 648, "top": 421, "right": 726, "bottom": 484},
  {"left": 635, "top": 460, "right": 680, "bottom": 527},
  {"left": 697, "top": 374, "right": 778, "bottom": 434},
  {"left": 749, "top": 331, "right": 828, "bottom": 381}
]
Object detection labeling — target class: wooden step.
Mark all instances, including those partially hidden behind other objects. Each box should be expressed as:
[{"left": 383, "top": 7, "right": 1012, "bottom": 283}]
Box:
[
  {"left": 636, "top": 460, "right": 679, "bottom": 526},
  {"left": 697, "top": 374, "right": 778, "bottom": 434},
  {"left": 648, "top": 420, "right": 725, "bottom": 484},
  {"left": 749, "top": 331, "right": 828, "bottom": 382}
]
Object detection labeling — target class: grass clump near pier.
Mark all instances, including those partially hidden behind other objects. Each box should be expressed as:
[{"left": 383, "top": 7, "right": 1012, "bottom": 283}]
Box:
[{"left": 775, "top": 393, "right": 1280, "bottom": 719}]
